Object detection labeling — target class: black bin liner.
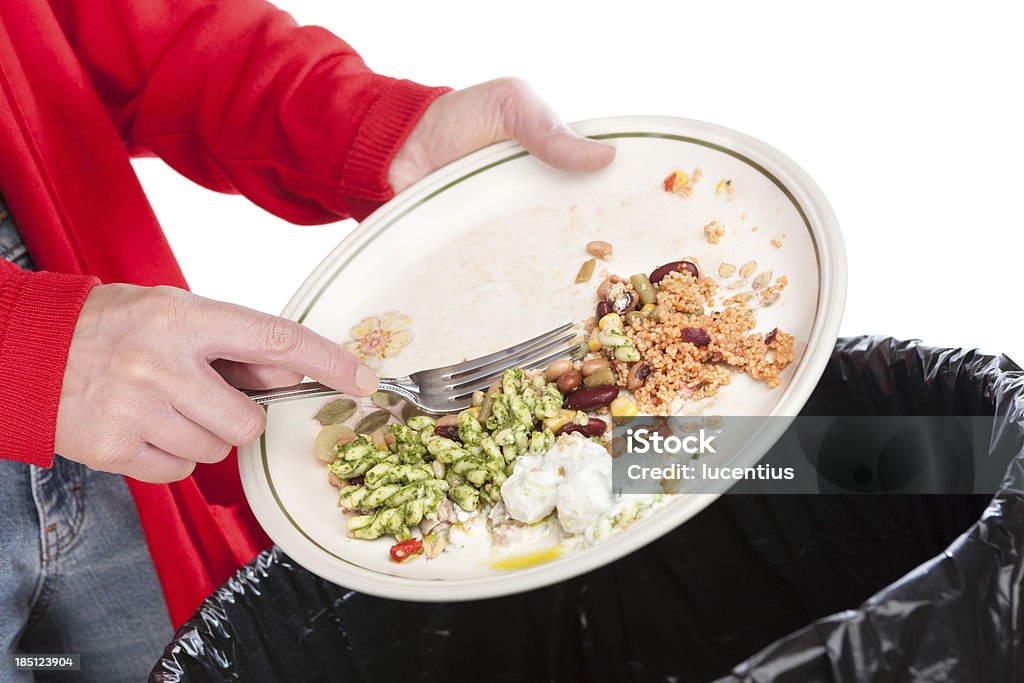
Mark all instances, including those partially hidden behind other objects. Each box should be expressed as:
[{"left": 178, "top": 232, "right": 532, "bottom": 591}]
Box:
[{"left": 151, "top": 336, "right": 1024, "bottom": 682}]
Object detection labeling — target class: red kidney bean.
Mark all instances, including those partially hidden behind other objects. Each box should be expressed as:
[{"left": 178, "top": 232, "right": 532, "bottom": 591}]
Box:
[
  {"left": 682, "top": 327, "right": 711, "bottom": 346},
  {"left": 765, "top": 327, "right": 778, "bottom": 345},
  {"left": 649, "top": 260, "right": 699, "bottom": 284},
  {"left": 565, "top": 385, "right": 619, "bottom": 411},
  {"left": 557, "top": 418, "right": 608, "bottom": 438},
  {"left": 434, "top": 424, "right": 461, "bottom": 441},
  {"left": 595, "top": 300, "right": 611, "bottom": 319}
]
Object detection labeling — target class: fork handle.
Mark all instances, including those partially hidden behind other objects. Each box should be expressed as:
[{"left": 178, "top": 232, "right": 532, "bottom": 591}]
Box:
[
  {"left": 243, "top": 379, "right": 413, "bottom": 406},
  {"left": 243, "top": 381, "right": 336, "bottom": 405}
]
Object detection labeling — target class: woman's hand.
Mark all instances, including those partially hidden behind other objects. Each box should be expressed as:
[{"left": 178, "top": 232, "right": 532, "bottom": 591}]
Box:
[
  {"left": 388, "top": 77, "right": 615, "bottom": 192},
  {"left": 55, "top": 284, "right": 378, "bottom": 483}
]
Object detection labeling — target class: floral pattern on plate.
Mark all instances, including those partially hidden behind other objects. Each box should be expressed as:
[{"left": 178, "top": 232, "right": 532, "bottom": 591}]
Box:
[{"left": 344, "top": 312, "right": 412, "bottom": 369}]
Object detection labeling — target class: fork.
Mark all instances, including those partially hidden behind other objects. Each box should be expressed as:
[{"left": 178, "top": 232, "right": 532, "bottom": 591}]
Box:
[{"left": 243, "top": 322, "right": 580, "bottom": 413}]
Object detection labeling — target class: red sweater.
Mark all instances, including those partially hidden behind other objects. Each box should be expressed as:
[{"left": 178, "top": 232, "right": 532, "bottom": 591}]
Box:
[{"left": 0, "top": 0, "right": 447, "bottom": 626}]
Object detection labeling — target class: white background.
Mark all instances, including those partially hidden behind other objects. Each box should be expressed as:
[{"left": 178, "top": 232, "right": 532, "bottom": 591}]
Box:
[{"left": 136, "top": 0, "right": 1024, "bottom": 362}]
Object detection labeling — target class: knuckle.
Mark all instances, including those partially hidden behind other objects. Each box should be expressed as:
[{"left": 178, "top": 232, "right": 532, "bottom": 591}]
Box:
[
  {"left": 151, "top": 286, "right": 198, "bottom": 330},
  {"left": 263, "top": 318, "right": 303, "bottom": 359},
  {"left": 492, "top": 77, "right": 528, "bottom": 123},
  {"left": 493, "top": 76, "right": 529, "bottom": 101},
  {"left": 126, "top": 349, "right": 165, "bottom": 381}
]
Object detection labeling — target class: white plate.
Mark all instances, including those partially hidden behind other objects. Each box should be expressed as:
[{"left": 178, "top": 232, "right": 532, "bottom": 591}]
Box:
[{"left": 239, "top": 116, "right": 846, "bottom": 601}]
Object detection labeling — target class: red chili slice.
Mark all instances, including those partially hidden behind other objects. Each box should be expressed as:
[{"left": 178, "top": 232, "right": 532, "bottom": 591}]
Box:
[{"left": 389, "top": 538, "right": 423, "bottom": 563}]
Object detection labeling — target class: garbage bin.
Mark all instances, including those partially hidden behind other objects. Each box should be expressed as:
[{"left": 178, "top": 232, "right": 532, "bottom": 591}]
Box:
[{"left": 150, "top": 336, "right": 1024, "bottom": 682}]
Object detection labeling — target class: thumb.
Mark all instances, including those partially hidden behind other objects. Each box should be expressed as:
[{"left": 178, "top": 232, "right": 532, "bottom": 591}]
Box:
[{"left": 496, "top": 78, "right": 615, "bottom": 172}]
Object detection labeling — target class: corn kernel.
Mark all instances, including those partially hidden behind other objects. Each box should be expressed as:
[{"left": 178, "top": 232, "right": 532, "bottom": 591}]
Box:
[
  {"left": 467, "top": 406, "right": 481, "bottom": 418},
  {"left": 543, "top": 410, "right": 574, "bottom": 433},
  {"left": 610, "top": 396, "right": 638, "bottom": 418},
  {"left": 598, "top": 312, "right": 622, "bottom": 331},
  {"left": 588, "top": 328, "right": 602, "bottom": 352},
  {"left": 640, "top": 303, "right": 656, "bottom": 316}
]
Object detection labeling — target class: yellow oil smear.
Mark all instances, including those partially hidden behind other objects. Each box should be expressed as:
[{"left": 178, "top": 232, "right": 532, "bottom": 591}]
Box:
[{"left": 491, "top": 545, "right": 563, "bottom": 570}]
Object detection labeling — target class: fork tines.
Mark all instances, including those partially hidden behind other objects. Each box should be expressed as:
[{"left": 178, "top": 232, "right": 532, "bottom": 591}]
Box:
[{"left": 425, "top": 323, "right": 579, "bottom": 399}]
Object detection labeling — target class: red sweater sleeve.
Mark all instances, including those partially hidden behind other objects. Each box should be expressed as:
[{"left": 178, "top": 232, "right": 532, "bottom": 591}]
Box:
[
  {"left": 0, "top": 260, "right": 98, "bottom": 468},
  {"left": 49, "top": 0, "right": 450, "bottom": 222}
]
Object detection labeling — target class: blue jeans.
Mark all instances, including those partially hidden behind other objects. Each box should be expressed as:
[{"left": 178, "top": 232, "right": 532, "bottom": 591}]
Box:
[{"left": 0, "top": 456, "right": 172, "bottom": 681}]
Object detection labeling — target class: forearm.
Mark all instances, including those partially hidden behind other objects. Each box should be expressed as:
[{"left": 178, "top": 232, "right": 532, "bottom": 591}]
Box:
[{"left": 52, "top": 0, "right": 448, "bottom": 222}]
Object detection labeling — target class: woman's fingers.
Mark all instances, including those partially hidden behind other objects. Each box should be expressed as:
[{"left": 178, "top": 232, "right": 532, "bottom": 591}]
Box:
[
  {"left": 494, "top": 78, "right": 616, "bottom": 173},
  {"left": 142, "top": 406, "right": 232, "bottom": 464},
  {"left": 56, "top": 282, "right": 378, "bottom": 484},
  {"left": 120, "top": 443, "right": 197, "bottom": 484},
  {"left": 212, "top": 359, "right": 305, "bottom": 390},
  {"left": 389, "top": 77, "right": 615, "bottom": 193},
  {"left": 195, "top": 300, "right": 378, "bottom": 397},
  {"left": 173, "top": 364, "right": 270, "bottom": 447}
]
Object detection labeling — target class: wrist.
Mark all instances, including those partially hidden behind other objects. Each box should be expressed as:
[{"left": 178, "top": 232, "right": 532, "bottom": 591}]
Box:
[{"left": 339, "top": 79, "right": 451, "bottom": 220}]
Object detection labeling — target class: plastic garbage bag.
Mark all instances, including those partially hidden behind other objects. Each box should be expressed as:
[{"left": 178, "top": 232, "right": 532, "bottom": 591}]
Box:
[{"left": 151, "top": 336, "right": 1022, "bottom": 682}]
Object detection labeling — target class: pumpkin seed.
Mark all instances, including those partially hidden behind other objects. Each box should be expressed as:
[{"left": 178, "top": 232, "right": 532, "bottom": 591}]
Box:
[
  {"left": 760, "top": 292, "right": 780, "bottom": 307},
  {"left": 718, "top": 263, "right": 736, "bottom": 278},
  {"left": 752, "top": 271, "right": 773, "bottom": 291},
  {"left": 727, "top": 279, "right": 748, "bottom": 290},
  {"left": 739, "top": 260, "right": 757, "bottom": 279},
  {"left": 730, "top": 292, "right": 755, "bottom": 303},
  {"left": 313, "top": 398, "right": 356, "bottom": 426},
  {"left": 371, "top": 391, "right": 401, "bottom": 409},
  {"left": 704, "top": 415, "right": 724, "bottom": 429},
  {"left": 355, "top": 410, "right": 391, "bottom": 435}
]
